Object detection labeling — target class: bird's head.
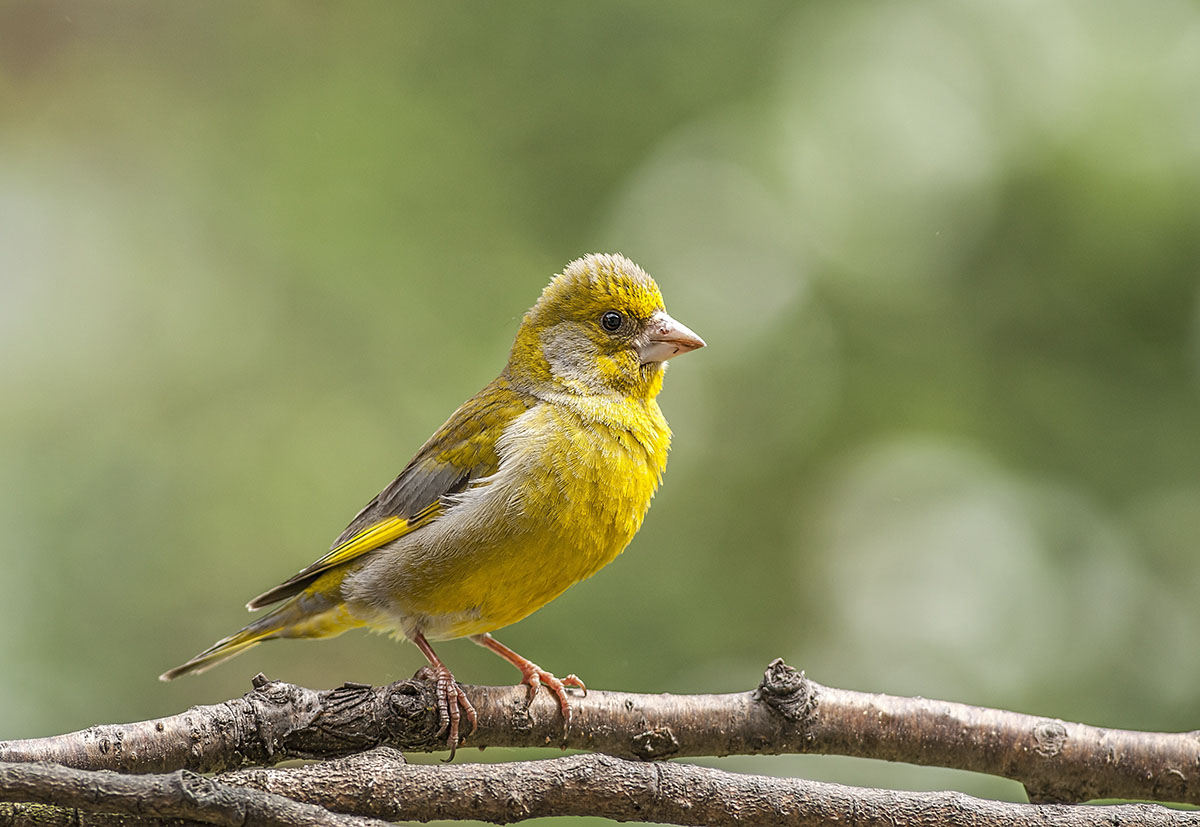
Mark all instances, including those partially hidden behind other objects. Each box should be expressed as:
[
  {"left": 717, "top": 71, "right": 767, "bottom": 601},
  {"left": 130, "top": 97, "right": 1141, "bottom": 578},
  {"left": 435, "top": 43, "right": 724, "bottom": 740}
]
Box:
[{"left": 506, "top": 254, "right": 705, "bottom": 401}]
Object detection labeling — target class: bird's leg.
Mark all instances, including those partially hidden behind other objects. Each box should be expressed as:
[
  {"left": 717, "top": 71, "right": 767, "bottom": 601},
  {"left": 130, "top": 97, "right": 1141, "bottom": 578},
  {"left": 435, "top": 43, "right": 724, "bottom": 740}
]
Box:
[
  {"left": 412, "top": 631, "right": 476, "bottom": 759},
  {"left": 470, "top": 632, "right": 586, "bottom": 737}
]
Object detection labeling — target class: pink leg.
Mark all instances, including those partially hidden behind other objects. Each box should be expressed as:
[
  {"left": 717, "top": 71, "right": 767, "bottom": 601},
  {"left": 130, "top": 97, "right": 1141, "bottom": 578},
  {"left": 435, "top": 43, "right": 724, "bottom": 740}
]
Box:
[
  {"left": 471, "top": 633, "right": 586, "bottom": 736},
  {"left": 412, "top": 631, "right": 477, "bottom": 759}
]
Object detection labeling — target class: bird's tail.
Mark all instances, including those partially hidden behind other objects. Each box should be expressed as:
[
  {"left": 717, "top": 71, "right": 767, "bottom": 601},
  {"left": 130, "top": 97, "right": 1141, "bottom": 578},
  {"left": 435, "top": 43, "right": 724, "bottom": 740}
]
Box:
[{"left": 159, "top": 589, "right": 364, "bottom": 681}]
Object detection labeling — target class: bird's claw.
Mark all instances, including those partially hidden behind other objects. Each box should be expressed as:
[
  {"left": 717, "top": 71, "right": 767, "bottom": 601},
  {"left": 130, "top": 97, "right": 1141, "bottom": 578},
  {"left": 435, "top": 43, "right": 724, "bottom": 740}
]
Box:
[
  {"left": 415, "top": 664, "right": 477, "bottom": 760},
  {"left": 517, "top": 663, "right": 587, "bottom": 738}
]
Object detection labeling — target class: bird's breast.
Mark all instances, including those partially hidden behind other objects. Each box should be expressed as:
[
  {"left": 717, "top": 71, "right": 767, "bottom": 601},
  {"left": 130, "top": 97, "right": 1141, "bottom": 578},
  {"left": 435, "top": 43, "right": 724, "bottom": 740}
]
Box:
[{"left": 352, "top": 397, "right": 671, "bottom": 639}]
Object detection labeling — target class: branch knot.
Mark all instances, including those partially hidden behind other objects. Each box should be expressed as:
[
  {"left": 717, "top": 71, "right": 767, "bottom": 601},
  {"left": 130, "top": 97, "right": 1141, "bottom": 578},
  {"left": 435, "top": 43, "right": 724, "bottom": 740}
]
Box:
[
  {"left": 630, "top": 726, "right": 680, "bottom": 761},
  {"left": 755, "top": 658, "right": 816, "bottom": 724},
  {"left": 1033, "top": 720, "right": 1067, "bottom": 758},
  {"left": 382, "top": 678, "right": 443, "bottom": 747}
]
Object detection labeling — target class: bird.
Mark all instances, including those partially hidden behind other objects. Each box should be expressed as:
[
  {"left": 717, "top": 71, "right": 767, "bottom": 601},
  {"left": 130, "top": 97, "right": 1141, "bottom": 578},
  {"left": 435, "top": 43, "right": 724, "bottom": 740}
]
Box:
[{"left": 160, "top": 253, "right": 705, "bottom": 755}]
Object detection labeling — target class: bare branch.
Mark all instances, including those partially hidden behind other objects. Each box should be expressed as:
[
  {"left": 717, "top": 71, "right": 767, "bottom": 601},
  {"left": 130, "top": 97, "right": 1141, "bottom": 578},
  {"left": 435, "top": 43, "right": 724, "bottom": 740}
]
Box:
[
  {"left": 754, "top": 660, "right": 1200, "bottom": 804},
  {"left": 226, "top": 749, "right": 1200, "bottom": 826},
  {"left": 0, "top": 760, "right": 389, "bottom": 827},
  {"left": 4, "top": 751, "right": 1197, "bottom": 827},
  {"left": 2, "top": 661, "right": 1197, "bottom": 805}
]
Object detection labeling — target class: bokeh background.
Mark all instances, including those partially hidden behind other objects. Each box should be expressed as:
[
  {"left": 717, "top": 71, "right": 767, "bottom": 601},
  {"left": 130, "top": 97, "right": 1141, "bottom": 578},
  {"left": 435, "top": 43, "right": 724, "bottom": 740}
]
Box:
[{"left": 4, "top": 0, "right": 1200, "bottom": 815}]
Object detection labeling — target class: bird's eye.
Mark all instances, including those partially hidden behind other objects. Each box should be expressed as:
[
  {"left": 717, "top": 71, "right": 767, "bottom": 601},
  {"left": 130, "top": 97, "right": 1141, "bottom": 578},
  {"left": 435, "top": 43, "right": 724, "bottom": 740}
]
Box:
[{"left": 600, "top": 311, "right": 623, "bottom": 332}]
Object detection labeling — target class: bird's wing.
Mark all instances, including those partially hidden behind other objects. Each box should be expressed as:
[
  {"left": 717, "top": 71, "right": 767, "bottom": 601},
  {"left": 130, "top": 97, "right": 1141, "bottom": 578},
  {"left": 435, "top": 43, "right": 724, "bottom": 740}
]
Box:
[{"left": 246, "top": 378, "right": 533, "bottom": 609}]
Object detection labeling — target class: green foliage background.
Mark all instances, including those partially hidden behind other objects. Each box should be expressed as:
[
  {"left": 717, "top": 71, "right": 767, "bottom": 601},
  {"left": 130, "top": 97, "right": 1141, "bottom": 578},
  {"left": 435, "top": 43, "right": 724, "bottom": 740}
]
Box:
[{"left": 4, "top": 0, "right": 1200, "bottom": 813}]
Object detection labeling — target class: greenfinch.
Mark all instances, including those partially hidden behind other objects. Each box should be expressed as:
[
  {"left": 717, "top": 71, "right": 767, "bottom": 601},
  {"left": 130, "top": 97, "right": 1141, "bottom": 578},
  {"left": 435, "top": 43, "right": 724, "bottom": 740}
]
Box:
[{"left": 161, "top": 253, "right": 705, "bottom": 754}]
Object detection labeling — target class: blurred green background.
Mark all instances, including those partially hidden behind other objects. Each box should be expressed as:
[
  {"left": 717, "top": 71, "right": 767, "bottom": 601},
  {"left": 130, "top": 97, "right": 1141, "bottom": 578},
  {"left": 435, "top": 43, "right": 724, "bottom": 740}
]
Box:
[{"left": 4, "top": 0, "right": 1200, "bottom": 814}]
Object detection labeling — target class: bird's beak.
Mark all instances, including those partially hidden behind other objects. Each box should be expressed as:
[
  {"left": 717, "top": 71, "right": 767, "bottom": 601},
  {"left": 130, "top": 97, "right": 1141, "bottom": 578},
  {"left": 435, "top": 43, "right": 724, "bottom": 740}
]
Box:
[{"left": 637, "top": 311, "right": 706, "bottom": 364}]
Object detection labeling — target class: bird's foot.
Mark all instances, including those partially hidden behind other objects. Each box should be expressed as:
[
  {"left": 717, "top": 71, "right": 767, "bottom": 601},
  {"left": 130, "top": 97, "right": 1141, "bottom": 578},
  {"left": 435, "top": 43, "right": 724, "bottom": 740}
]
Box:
[
  {"left": 470, "top": 633, "right": 586, "bottom": 738},
  {"left": 516, "top": 662, "right": 587, "bottom": 736},
  {"left": 415, "top": 664, "right": 477, "bottom": 759}
]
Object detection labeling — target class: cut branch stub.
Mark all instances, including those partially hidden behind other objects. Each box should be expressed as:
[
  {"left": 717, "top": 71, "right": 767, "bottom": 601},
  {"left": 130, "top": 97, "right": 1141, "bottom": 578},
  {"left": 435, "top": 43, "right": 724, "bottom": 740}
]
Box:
[{"left": 755, "top": 658, "right": 817, "bottom": 725}]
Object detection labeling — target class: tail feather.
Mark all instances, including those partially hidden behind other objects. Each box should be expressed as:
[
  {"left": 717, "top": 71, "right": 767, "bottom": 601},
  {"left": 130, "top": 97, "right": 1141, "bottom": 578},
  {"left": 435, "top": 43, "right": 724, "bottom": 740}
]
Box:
[
  {"left": 159, "top": 591, "right": 363, "bottom": 681},
  {"left": 159, "top": 636, "right": 263, "bottom": 681}
]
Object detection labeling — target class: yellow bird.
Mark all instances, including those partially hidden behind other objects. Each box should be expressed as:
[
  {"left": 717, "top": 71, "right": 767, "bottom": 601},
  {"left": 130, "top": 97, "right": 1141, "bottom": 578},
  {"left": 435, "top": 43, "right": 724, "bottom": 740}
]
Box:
[{"left": 161, "top": 253, "right": 705, "bottom": 753}]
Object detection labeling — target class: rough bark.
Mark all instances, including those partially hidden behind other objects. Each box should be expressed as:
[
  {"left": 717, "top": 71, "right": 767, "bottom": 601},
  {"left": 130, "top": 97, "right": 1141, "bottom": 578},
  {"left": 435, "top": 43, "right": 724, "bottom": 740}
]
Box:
[
  {"left": 3, "top": 657, "right": 1199, "bottom": 827},
  {"left": 3, "top": 751, "right": 1198, "bottom": 827},
  {"left": 3, "top": 662, "right": 1196, "bottom": 806},
  {"left": 0, "top": 760, "right": 389, "bottom": 827}
]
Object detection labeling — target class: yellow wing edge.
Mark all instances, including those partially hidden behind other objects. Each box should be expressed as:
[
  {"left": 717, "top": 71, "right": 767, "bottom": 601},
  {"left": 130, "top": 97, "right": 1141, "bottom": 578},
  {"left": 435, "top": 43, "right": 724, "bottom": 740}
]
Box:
[{"left": 245, "top": 502, "right": 442, "bottom": 610}]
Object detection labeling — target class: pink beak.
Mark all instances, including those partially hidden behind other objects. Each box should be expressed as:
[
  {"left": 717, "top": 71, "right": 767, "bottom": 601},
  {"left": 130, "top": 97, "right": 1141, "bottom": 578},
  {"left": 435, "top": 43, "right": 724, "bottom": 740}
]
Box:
[{"left": 636, "top": 311, "right": 706, "bottom": 364}]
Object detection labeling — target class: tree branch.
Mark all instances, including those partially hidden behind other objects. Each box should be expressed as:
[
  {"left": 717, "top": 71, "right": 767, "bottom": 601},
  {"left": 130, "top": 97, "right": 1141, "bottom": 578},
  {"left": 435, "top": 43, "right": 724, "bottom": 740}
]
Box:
[
  {"left": 2, "top": 660, "right": 1197, "bottom": 805},
  {"left": 225, "top": 750, "right": 1200, "bottom": 825},
  {"left": 4, "top": 751, "right": 1198, "bottom": 827},
  {"left": 0, "top": 760, "right": 390, "bottom": 827}
]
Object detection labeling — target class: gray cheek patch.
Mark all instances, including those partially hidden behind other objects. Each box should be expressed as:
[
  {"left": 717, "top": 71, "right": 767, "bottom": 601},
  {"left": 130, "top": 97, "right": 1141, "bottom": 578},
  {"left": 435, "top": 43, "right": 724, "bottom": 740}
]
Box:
[{"left": 540, "top": 322, "right": 611, "bottom": 393}]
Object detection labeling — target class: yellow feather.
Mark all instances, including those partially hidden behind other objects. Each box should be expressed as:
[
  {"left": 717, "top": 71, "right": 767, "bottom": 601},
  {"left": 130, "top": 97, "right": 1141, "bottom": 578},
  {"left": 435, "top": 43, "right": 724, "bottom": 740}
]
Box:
[
  {"left": 376, "top": 396, "right": 671, "bottom": 640},
  {"left": 317, "top": 505, "right": 438, "bottom": 572},
  {"left": 162, "top": 253, "right": 702, "bottom": 689}
]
